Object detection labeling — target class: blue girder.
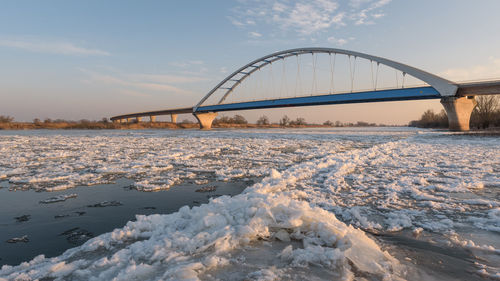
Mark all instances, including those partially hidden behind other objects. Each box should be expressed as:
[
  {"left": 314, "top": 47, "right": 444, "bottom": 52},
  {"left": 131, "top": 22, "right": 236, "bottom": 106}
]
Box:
[{"left": 195, "top": 86, "right": 440, "bottom": 113}]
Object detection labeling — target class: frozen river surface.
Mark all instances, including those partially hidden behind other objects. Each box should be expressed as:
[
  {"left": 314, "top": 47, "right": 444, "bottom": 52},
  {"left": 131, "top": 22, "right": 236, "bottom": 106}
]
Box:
[{"left": 0, "top": 128, "right": 499, "bottom": 280}]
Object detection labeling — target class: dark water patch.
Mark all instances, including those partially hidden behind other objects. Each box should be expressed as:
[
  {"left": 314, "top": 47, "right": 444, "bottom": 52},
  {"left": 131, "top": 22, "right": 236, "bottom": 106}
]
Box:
[
  {"left": 374, "top": 231, "right": 484, "bottom": 281},
  {"left": 0, "top": 178, "right": 248, "bottom": 266}
]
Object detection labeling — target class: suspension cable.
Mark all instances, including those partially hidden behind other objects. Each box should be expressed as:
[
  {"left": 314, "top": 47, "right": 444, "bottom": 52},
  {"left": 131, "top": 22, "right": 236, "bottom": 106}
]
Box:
[
  {"left": 349, "top": 55, "right": 357, "bottom": 92},
  {"left": 311, "top": 53, "right": 317, "bottom": 96},
  {"left": 270, "top": 61, "right": 275, "bottom": 100},
  {"left": 329, "top": 53, "right": 336, "bottom": 94},
  {"left": 295, "top": 54, "right": 301, "bottom": 97},
  {"left": 395, "top": 69, "right": 399, "bottom": 88},
  {"left": 402, "top": 72, "right": 406, "bottom": 88},
  {"left": 375, "top": 62, "right": 380, "bottom": 90},
  {"left": 280, "top": 57, "right": 287, "bottom": 98},
  {"left": 252, "top": 66, "right": 258, "bottom": 101},
  {"left": 370, "top": 60, "right": 374, "bottom": 90}
]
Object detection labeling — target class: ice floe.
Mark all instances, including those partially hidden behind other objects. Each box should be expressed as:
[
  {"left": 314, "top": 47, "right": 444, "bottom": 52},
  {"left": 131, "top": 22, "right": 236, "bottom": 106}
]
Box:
[{"left": 0, "top": 128, "right": 499, "bottom": 280}]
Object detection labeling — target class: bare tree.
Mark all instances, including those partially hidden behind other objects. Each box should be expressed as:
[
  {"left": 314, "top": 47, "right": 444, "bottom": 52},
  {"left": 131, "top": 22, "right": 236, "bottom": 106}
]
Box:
[
  {"left": 323, "top": 120, "right": 334, "bottom": 126},
  {"left": 232, "top": 115, "right": 248, "bottom": 124},
  {"left": 279, "top": 115, "right": 290, "bottom": 126},
  {"left": 290, "top": 117, "right": 306, "bottom": 125},
  {"left": 471, "top": 95, "right": 500, "bottom": 129},
  {"left": 256, "top": 115, "right": 270, "bottom": 125},
  {"left": 0, "top": 115, "right": 14, "bottom": 123}
]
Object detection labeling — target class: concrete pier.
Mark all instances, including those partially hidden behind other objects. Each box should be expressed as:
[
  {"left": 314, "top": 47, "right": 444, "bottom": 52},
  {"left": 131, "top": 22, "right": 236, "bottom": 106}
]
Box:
[
  {"left": 126, "top": 118, "right": 132, "bottom": 123},
  {"left": 149, "top": 116, "right": 156, "bottom": 122},
  {"left": 171, "top": 114, "right": 177, "bottom": 123},
  {"left": 136, "top": 117, "right": 142, "bottom": 123},
  {"left": 194, "top": 112, "right": 217, "bottom": 129},
  {"left": 440, "top": 96, "right": 477, "bottom": 131}
]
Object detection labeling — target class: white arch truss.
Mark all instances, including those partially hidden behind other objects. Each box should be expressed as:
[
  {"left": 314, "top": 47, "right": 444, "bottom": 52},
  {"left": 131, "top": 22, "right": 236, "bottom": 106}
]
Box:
[{"left": 194, "top": 47, "right": 458, "bottom": 111}]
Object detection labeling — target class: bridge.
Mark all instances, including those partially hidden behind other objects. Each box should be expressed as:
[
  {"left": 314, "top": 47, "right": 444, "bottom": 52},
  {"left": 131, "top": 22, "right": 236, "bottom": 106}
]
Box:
[{"left": 110, "top": 47, "right": 500, "bottom": 131}]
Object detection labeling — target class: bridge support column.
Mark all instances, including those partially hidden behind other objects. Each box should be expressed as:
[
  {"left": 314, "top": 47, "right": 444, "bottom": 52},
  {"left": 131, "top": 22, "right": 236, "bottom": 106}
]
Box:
[
  {"left": 149, "top": 116, "right": 156, "bottom": 122},
  {"left": 194, "top": 112, "right": 217, "bottom": 129},
  {"left": 136, "top": 117, "right": 142, "bottom": 123},
  {"left": 126, "top": 118, "right": 132, "bottom": 123},
  {"left": 440, "top": 96, "right": 477, "bottom": 131},
  {"left": 171, "top": 114, "right": 177, "bottom": 123}
]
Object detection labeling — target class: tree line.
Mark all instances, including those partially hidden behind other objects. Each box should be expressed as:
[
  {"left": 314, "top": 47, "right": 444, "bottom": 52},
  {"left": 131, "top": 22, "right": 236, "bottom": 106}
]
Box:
[{"left": 409, "top": 95, "right": 500, "bottom": 129}]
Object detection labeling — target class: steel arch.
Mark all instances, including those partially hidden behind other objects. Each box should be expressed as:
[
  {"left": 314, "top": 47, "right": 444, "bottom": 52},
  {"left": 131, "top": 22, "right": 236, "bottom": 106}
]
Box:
[{"left": 194, "top": 47, "right": 458, "bottom": 112}]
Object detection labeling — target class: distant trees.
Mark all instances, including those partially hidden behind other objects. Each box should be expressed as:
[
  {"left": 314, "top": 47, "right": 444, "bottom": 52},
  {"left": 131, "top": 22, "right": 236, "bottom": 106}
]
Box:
[
  {"left": 289, "top": 117, "right": 307, "bottom": 125},
  {"left": 323, "top": 120, "right": 334, "bottom": 126},
  {"left": 278, "top": 115, "right": 307, "bottom": 126},
  {"left": 256, "top": 115, "right": 270, "bottom": 125},
  {"left": 180, "top": 119, "right": 194, "bottom": 124},
  {"left": 232, "top": 115, "right": 248, "bottom": 124},
  {"left": 409, "top": 109, "right": 448, "bottom": 128},
  {"left": 323, "top": 119, "right": 379, "bottom": 127},
  {"left": 213, "top": 114, "right": 248, "bottom": 125},
  {"left": 0, "top": 115, "right": 14, "bottom": 123},
  {"left": 411, "top": 95, "right": 500, "bottom": 129},
  {"left": 279, "top": 115, "right": 290, "bottom": 126}
]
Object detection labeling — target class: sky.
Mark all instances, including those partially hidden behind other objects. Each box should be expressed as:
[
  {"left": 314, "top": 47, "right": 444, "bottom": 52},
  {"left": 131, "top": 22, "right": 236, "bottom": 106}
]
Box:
[{"left": 1, "top": 0, "right": 500, "bottom": 124}]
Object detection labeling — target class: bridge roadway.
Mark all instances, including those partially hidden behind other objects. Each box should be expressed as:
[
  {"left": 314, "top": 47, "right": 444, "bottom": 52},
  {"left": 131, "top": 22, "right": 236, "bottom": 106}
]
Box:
[
  {"left": 110, "top": 80, "right": 500, "bottom": 129},
  {"left": 110, "top": 107, "right": 193, "bottom": 123}
]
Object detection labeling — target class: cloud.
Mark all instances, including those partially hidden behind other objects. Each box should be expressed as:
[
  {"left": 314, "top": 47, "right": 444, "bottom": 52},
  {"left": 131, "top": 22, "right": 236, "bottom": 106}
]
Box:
[
  {"left": 327, "top": 36, "right": 349, "bottom": 46},
  {"left": 248, "top": 31, "right": 262, "bottom": 38},
  {"left": 0, "top": 38, "right": 110, "bottom": 56},
  {"left": 439, "top": 57, "right": 500, "bottom": 81},
  {"left": 352, "top": 0, "right": 391, "bottom": 25},
  {"left": 270, "top": 1, "right": 344, "bottom": 34},
  {"left": 118, "top": 89, "right": 152, "bottom": 98},
  {"left": 169, "top": 60, "right": 204, "bottom": 68},
  {"left": 131, "top": 74, "right": 209, "bottom": 84},
  {"left": 229, "top": 0, "right": 391, "bottom": 38},
  {"left": 80, "top": 68, "right": 204, "bottom": 96}
]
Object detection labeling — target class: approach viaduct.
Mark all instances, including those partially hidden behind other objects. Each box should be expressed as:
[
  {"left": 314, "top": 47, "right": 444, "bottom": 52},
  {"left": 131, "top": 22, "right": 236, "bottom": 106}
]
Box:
[{"left": 110, "top": 48, "right": 500, "bottom": 131}]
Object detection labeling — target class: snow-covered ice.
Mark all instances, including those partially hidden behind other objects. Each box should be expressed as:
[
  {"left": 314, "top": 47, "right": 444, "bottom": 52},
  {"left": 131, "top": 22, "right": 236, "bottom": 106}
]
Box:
[{"left": 0, "top": 128, "right": 499, "bottom": 280}]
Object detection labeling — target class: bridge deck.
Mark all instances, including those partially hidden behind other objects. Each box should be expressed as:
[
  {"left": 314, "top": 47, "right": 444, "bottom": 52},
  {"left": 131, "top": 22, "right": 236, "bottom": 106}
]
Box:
[
  {"left": 110, "top": 107, "right": 193, "bottom": 121},
  {"left": 196, "top": 86, "right": 441, "bottom": 113},
  {"left": 456, "top": 80, "right": 500, "bottom": 96},
  {"left": 109, "top": 81, "right": 500, "bottom": 121}
]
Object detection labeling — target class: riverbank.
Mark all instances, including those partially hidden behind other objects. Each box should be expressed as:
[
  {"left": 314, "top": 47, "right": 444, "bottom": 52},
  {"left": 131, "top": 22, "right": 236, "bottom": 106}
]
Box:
[{"left": 0, "top": 121, "right": 338, "bottom": 130}]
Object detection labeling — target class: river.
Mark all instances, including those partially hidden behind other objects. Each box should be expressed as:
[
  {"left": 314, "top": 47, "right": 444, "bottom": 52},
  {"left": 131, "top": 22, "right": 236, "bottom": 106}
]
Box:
[{"left": 0, "top": 128, "right": 498, "bottom": 280}]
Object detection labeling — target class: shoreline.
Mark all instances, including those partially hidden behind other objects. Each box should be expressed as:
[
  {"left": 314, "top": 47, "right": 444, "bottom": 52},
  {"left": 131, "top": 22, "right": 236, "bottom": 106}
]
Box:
[{"left": 0, "top": 122, "right": 404, "bottom": 130}]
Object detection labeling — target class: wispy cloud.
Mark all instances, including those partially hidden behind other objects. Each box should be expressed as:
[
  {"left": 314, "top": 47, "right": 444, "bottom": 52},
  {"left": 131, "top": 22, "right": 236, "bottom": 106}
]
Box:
[
  {"left": 131, "top": 74, "right": 209, "bottom": 84},
  {"left": 439, "top": 57, "right": 500, "bottom": 81},
  {"left": 79, "top": 68, "right": 207, "bottom": 96},
  {"left": 169, "top": 60, "right": 204, "bottom": 68},
  {"left": 248, "top": 31, "right": 262, "bottom": 38},
  {"left": 327, "top": 36, "right": 349, "bottom": 46},
  {"left": 0, "top": 38, "right": 110, "bottom": 56},
  {"left": 229, "top": 0, "right": 391, "bottom": 41},
  {"left": 352, "top": 0, "right": 391, "bottom": 25}
]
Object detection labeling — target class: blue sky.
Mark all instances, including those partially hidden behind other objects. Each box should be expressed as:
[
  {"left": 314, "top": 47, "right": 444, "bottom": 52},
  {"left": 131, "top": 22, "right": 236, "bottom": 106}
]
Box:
[{"left": 1, "top": 0, "right": 499, "bottom": 123}]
